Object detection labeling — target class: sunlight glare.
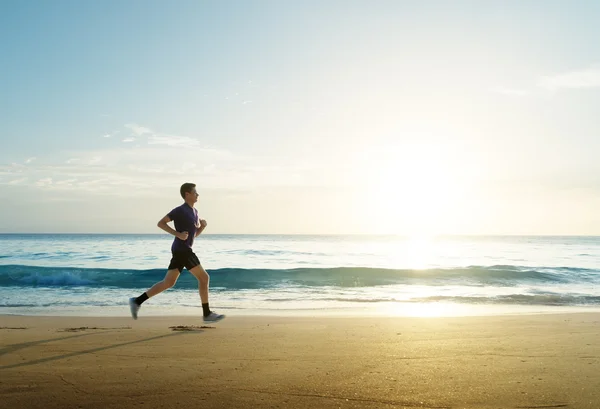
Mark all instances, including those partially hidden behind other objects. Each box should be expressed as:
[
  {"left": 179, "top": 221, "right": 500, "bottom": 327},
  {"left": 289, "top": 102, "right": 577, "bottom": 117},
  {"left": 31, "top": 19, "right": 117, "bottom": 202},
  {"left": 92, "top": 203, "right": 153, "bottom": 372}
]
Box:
[
  {"left": 359, "top": 142, "right": 464, "bottom": 235},
  {"left": 382, "top": 302, "right": 467, "bottom": 317}
]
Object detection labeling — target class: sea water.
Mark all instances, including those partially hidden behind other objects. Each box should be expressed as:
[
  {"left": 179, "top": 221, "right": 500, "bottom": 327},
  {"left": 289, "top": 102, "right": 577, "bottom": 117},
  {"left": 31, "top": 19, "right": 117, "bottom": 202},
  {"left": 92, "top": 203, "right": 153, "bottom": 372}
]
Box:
[{"left": 1, "top": 234, "right": 599, "bottom": 317}]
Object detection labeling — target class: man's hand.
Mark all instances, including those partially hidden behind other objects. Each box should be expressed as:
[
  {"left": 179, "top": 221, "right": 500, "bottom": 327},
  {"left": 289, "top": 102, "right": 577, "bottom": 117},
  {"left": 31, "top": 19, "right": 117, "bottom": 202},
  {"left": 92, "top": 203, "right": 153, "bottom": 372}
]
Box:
[
  {"left": 176, "top": 231, "right": 189, "bottom": 241},
  {"left": 195, "top": 219, "right": 207, "bottom": 238}
]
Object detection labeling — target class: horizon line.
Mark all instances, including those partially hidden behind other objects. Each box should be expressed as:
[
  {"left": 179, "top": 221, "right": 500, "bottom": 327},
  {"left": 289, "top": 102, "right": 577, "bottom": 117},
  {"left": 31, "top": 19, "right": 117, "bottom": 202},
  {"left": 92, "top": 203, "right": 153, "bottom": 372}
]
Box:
[{"left": 0, "top": 232, "right": 599, "bottom": 238}]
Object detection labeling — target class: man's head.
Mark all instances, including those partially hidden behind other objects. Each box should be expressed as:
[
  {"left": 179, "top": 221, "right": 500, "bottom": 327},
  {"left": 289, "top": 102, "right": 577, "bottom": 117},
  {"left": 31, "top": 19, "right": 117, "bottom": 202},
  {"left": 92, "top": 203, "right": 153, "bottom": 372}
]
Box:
[{"left": 180, "top": 182, "right": 198, "bottom": 203}]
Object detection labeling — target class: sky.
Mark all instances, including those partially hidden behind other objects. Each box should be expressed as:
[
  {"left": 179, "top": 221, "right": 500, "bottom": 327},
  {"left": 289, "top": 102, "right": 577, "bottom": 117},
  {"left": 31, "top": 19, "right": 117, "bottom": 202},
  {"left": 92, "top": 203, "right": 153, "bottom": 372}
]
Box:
[{"left": 1, "top": 0, "right": 599, "bottom": 235}]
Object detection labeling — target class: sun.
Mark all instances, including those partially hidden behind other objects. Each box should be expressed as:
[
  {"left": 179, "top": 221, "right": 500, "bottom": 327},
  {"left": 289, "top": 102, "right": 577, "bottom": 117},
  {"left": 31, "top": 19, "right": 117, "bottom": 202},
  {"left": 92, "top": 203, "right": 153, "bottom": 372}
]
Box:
[{"left": 357, "top": 142, "right": 465, "bottom": 236}]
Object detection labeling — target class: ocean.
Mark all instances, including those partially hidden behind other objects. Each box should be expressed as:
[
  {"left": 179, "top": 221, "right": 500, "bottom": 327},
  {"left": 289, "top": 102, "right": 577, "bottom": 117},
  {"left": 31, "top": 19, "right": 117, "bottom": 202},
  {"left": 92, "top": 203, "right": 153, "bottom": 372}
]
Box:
[{"left": 1, "top": 234, "right": 599, "bottom": 317}]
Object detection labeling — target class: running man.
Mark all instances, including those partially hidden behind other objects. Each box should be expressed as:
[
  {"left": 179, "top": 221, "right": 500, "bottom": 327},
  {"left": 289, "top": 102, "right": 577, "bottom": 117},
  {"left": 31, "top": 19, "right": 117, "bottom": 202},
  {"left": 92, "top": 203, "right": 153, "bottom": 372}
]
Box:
[{"left": 129, "top": 183, "right": 225, "bottom": 322}]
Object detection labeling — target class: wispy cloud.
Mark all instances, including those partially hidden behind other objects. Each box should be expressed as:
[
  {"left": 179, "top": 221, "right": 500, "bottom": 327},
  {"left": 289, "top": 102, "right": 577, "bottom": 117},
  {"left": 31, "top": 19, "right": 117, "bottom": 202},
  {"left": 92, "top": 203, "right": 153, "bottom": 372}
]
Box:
[
  {"left": 35, "top": 177, "right": 53, "bottom": 187},
  {"left": 120, "top": 124, "right": 207, "bottom": 150},
  {"left": 1, "top": 121, "right": 324, "bottom": 197},
  {"left": 490, "top": 86, "right": 530, "bottom": 97},
  {"left": 25, "top": 157, "right": 36, "bottom": 164},
  {"left": 148, "top": 134, "right": 202, "bottom": 148},
  {"left": 492, "top": 64, "right": 600, "bottom": 96},
  {"left": 102, "top": 130, "right": 119, "bottom": 138},
  {"left": 125, "top": 123, "right": 153, "bottom": 136},
  {"left": 8, "top": 178, "right": 27, "bottom": 185},
  {"left": 539, "top": 64, "right": 600, "bottom": 91},
  {"left": 55, "top": 178, "right": 78, "bottom": 186}
]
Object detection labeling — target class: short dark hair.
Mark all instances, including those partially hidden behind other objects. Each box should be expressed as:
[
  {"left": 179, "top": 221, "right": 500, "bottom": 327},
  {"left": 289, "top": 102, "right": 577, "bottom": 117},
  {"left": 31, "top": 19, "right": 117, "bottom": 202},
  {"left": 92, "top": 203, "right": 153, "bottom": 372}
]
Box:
[{"left": 180, "top": 183, "right": 196, "bottom": 199}]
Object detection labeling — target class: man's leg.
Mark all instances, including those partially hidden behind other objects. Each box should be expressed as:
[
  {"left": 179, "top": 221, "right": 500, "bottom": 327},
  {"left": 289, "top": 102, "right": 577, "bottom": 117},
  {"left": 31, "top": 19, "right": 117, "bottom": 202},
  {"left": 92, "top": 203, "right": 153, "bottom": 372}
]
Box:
[
  {"left": 129, "top": 269, "right": 180, "bottom": 319},
  {"left": 188, "top": 264, "right": 224, "bottom": 322},
  {"left": 188, "top": 264, "right": 209, "bottom": 304},
  {"left": 146, "top": 269, "right": 181, "bottom": 297}
]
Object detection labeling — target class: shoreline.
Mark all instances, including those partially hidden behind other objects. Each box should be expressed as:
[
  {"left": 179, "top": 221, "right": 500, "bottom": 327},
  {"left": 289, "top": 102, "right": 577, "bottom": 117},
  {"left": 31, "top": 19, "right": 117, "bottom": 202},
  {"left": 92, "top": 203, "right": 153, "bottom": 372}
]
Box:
[
  {"left": 2, "top": 302, "right": 600, "bottom": 319},
  {"left": 1, "top": 309, "right": 599, "bottom": 321}
]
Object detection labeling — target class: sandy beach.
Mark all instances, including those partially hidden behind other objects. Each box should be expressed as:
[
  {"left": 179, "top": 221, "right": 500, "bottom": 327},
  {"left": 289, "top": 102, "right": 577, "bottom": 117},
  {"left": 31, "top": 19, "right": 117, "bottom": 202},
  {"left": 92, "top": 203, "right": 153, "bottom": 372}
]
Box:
[{"left": 1, "top": 313, "right": 599, "bottom": 409}]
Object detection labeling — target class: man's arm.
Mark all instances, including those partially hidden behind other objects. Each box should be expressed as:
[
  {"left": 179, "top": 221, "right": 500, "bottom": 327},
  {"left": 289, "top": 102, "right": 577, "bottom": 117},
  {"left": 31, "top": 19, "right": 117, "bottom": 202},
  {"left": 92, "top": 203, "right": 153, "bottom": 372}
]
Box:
[
  {"left": 195, "top": 219, "right": 207, "bottom": 237},
  {"left": 157, "top": 216, "right": 187, "bottom": 240}
]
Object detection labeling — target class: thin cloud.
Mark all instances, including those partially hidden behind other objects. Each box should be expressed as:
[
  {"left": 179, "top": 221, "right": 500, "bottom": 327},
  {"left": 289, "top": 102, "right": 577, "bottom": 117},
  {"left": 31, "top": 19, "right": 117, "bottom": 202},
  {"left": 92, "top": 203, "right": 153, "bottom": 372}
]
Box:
[
  {"left": 539, "top": 65, "right": 600, "bottom": 91},
  {"left": 0, "top": 123, "right": 310, "bottom": 196},
  {"left": 125, "top": 123, "right": 153, "bottom": 136},
  {"left": 8, "top": 178, "right": 27, "bottom": 185},
  {"left": 148, "top": 134, "right": 202, "bottom": 148},
  {"left": 3, "top": 163, "right": 25, "bottom": 174},
  {"left": 102, "top": 130, "right": 120, "bottom": 138},
  {"left": 2, "top": 149, "right": 329, "bottom": 196},
  {"left": 35, "top": 177, "right": 53, "bottom": 187},
  {"left": 55, "top": 178, "right": 78, "bottom": 186},
  {"left": 491, "top": 86, "right": 530, "bottom": 97},
  {"left": 25, "top": 157, "right": 36, "bottom": 164},
  {"left": 128, "top": 164, "right": 166, "bottom": 174},
  {"left": 121, "top": 124, "right": 215, "bottom": 152},
  {"left": 181, "top": 162, "right": 197, "bottom": 172}
]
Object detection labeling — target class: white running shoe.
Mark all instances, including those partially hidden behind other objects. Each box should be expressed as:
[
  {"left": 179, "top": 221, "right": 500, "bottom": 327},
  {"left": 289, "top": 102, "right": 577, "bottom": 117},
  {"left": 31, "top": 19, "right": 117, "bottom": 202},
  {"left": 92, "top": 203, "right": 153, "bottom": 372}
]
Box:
[
  {"left": 129, "top": 298, "right": 140, "bottom": 320},
  {"left": 203, "top": 312, "right": 225, "bottom": 322}
]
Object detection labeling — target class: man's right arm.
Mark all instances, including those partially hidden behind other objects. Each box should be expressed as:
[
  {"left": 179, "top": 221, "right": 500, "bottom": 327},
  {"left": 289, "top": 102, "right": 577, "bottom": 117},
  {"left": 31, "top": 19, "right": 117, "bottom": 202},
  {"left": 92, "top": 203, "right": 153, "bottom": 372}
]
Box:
[{"left": 157, "top": 216, "right": 187, "bottom": 240}]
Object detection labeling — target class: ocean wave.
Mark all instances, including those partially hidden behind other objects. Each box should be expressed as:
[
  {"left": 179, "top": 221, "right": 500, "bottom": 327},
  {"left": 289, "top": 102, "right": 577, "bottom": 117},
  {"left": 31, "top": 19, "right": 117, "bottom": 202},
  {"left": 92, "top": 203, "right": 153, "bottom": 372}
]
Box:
[
  {"left": 217, "top": 249, "right": 327, "bottom": 257},
  {"left": 263, "top": 294, "right": 600, "bottom": 306},
  {"left": 0, "top": 264, "right": 598, "bottom": 289},
  {"left": 283, "top": 294, "right": 600, "bottom": 306},
  {"left": 3, "top": 294, "right": 598, "bottom": 309},
  {"left": 407, "top": 294, "right": 600, "bottom": 306}
]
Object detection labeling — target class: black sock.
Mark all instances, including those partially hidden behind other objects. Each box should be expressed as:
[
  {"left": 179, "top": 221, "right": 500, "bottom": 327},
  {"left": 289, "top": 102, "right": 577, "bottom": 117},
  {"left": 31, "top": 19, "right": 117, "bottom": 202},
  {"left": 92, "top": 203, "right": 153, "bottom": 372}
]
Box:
[
  {"left": 135, "top": 292, "right": 149, "bottom": 306},
  {"left": 202, "top": 303, "right": 211, "bottom": 317}
]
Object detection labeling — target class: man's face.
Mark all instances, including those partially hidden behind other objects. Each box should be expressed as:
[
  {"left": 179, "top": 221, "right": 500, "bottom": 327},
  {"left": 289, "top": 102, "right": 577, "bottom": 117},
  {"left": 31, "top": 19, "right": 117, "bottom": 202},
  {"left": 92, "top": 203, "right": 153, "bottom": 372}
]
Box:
[{"left": 186, "top": 188, "right": 199, "bottom": 203}]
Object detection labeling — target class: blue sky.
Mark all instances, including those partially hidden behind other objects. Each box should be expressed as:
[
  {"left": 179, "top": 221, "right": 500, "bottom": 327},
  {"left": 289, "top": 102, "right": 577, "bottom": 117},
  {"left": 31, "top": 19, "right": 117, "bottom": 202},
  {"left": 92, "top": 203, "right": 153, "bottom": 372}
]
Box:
[{"left": 1, "top": 1, "right": 599, "bottom": 234}]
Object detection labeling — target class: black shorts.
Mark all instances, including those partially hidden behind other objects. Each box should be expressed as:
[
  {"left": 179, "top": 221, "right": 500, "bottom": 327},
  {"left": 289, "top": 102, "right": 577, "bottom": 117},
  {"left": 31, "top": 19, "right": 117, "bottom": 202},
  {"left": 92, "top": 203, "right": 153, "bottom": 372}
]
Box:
[{"left": 168, "top": 250, "right": 201, "bottom": 272}]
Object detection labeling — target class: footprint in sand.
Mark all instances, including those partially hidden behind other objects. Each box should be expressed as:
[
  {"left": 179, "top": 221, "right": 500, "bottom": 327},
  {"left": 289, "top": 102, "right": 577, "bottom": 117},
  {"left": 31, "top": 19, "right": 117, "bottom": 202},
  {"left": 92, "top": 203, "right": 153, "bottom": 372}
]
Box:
[{"left": 169, "top": 325, "right": 215, "bottom": 331}]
